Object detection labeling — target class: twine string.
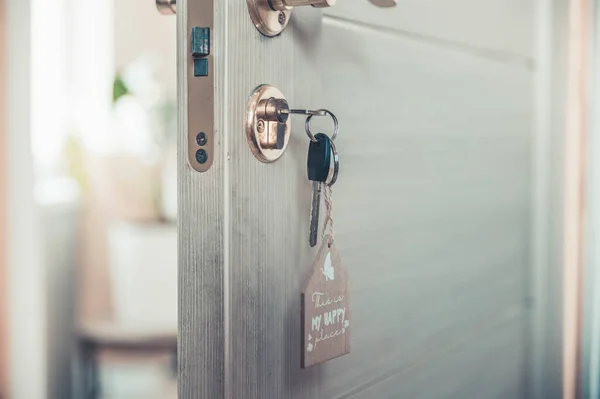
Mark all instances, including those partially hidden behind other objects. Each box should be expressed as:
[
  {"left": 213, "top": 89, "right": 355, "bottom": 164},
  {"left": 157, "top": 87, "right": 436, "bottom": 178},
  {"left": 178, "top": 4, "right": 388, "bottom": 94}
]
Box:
[{"left": 321, "top": 184, "right": 335, "bottom": 246}]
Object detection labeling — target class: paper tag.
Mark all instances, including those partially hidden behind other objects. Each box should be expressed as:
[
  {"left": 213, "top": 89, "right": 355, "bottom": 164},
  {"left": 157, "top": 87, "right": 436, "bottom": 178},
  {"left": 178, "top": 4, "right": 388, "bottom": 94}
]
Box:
[{"left": 301, "top": 237, "right": 350, "bottom": 368}]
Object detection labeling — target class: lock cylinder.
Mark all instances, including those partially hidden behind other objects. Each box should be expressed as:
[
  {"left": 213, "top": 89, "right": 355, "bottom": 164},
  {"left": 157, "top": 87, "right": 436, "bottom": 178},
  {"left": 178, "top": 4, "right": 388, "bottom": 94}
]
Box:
[
  {"left": 246, "top": 85, "right": 293, "bottom": 162},
  {"left": 257, "top": 98, "right": 290, "bottom": 124}
]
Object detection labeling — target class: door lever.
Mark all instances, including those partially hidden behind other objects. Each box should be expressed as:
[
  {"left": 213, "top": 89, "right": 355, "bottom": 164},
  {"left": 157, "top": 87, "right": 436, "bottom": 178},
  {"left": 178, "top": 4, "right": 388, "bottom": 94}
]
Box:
[
  {"left": 268, "top": 0, "right": 336, "bottom": 11},
  {"left": 249, "top": 0, "right": 395, "bottom": 37},
  {"left": 156, "top": 0, "right": 176, "bottom": 14},
  {"left": 368, "top": 0, "right": 398, "bottom": 7},
  {"left": 248, "top": 0, "right": 336, "bottom": 37}
]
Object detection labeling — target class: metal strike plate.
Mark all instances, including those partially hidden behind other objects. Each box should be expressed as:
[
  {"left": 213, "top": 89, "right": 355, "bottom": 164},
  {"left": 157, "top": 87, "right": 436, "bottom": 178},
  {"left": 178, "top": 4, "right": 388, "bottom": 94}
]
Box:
[
  {"left": 186, "top": 2, "right": 214, "bottom": 172},
  {"left": 246, "top": 85, "right": 292, "bottom": 162}
]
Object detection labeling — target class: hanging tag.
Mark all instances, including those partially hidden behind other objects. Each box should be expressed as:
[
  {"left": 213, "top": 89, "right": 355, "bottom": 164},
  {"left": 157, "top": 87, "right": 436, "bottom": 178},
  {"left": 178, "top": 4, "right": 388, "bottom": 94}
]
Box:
[{"left": 301, "top": 237, "right": 350, "bottom": 368}]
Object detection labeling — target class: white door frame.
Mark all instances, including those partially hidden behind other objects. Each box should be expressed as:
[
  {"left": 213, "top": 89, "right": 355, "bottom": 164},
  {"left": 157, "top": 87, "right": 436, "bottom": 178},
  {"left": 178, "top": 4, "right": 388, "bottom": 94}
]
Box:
[
  {"left": 534, "top": 0, "right": 595, "bottom": 398},
  {"left": 5, "top": 0, "right": 48, "bottom": 398},
  {"left": 581, "top": 1, "right": 600, "bottom": 398}
]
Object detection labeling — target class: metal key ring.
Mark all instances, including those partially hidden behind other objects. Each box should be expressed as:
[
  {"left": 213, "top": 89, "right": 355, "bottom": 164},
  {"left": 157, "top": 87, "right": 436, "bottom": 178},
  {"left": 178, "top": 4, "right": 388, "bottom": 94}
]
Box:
[
  {"left": 305, "top": 109, "right": 339, "bottom": 143},
  {"left": 327, "top": 139, "right": 339, "bottom": 187}
]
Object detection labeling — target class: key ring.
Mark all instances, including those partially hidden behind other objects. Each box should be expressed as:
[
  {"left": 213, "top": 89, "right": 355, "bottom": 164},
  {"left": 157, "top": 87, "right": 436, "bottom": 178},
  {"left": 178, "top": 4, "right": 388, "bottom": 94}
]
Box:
[
  {"left": 327, "top": 139, "right": 339, "bottom": 187},
  {"left": 305, "top": 109, "right": 339, "bottom": 143}
]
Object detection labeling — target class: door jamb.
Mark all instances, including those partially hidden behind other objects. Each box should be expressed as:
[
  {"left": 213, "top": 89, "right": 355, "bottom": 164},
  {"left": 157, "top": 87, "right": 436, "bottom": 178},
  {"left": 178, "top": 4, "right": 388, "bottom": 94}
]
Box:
[{"left": 531, "top": 0, "right": 572, "bottom": 398}]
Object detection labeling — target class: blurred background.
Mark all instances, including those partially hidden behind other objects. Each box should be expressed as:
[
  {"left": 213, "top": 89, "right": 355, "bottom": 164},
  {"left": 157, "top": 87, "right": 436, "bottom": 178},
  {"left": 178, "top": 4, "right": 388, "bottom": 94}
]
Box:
[
  {"left": 2, "top": 0, "right": 178, "bottom": 398},
  {"left": 1, "top": 0, "right": 600, "bottom": 398}
]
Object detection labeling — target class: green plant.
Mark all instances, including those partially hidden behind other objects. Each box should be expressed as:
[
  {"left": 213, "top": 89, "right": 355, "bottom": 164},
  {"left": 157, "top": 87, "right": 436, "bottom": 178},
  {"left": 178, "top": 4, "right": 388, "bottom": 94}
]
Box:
[{"left": 113, "top": 74, "right": 129, "bottom": 104}]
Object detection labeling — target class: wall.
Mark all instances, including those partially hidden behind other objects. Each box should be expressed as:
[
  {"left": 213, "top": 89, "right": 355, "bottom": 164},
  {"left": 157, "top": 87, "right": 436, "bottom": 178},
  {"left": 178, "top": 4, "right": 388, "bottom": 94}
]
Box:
[
  {"left": 78, "top": 0, "right": 177, "bottom": 323},
  {"left": 114, "top": 0, "right": 176, "bottom": 96},
  {"left": 0, "top": 0, "right": 7, "bottom": 396}
]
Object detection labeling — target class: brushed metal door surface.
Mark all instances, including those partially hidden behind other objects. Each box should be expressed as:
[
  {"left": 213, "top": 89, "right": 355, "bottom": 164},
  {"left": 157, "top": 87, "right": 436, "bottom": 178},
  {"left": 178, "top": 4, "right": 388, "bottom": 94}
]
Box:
[{"left": 179, "top": 1, "right": 538, "bottom": 398}]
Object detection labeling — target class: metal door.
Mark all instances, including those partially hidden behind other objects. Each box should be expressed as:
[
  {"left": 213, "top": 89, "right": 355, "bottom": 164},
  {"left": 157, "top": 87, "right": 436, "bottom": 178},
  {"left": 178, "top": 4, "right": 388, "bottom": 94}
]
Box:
[{"left": 175, "top": 0, "right": 562, "bottom": 397}]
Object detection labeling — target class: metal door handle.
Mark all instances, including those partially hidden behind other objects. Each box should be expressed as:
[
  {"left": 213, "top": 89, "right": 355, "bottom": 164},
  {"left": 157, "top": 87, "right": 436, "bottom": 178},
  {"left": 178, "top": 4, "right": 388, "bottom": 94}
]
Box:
[
  {"left": 369, "top": 0, "right": 397, "bottom": 6},
  {"left": 268, "top": 0, "right": 336, "bottom": 11},
  {"left": 248, "top": 0, "right": 337, "bottom": 36},
  {"left": 249, "top": 0, "right": 397, "bottom": 36},
  {"left": 156, "top": 0, "right": 176, "bottom": 14},
  {"left": 159, "top": 0, "right": 394, "bottom": 17},
  {"left": 271, "top": 0, "right": 396, "bottom": 9}
]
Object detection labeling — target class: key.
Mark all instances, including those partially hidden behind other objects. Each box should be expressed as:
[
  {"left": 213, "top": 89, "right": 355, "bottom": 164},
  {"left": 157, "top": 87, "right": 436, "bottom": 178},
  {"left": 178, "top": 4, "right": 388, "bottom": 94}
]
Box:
[
  {"left": 307, "top": 133, "right": 332, "bottom": 247},
  {"left": 309, "top": 181, "right": 322, "bottom": 248}
]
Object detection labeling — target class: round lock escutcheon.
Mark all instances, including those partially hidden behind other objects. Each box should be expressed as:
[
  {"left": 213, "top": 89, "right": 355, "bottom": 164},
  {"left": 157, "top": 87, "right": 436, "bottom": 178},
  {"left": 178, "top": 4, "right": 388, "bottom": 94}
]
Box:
[{"left": 245, "top": 85, "right": 291, "bottom": 163}]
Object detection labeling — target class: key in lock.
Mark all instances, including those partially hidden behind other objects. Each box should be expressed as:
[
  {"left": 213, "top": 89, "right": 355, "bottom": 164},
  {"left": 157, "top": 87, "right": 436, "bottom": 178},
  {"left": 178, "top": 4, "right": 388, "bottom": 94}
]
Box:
[
  {"left": 255, "top": 97, "right": 290, "bottom": 151},
  {"left": 245, "top": 84, "right": 328, "bottom": 163},
  {"left": 255, "top": 97, "right": 326, "bottom": 150}
]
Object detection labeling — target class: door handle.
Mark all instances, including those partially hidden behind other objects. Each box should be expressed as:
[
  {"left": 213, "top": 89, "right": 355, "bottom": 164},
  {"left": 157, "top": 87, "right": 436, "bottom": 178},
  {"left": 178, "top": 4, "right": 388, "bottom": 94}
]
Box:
[
  {"left": 268, "top": 0, "right": 336, "bottom": 11},
  {"left": 158, "top": 0, "right": 394, "bottom": 17},
  {"left": 156, "top": 0, "right": 176, "bottom": 14},
  {"left": 270, "top": 0, "right": 396, "bottom": 10},
  {"left": 368, "top": 0, "right": 398, "bottom": 7},
  {"left": 249, "top": 0, "right": 395, "bottom": 36}
]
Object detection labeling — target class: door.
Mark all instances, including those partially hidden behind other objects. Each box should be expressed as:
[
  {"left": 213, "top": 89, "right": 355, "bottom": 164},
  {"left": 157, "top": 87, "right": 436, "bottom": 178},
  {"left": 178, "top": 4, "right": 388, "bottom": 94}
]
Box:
[{"left": 176, "top": 0, "right": 560, "bottom": 398}]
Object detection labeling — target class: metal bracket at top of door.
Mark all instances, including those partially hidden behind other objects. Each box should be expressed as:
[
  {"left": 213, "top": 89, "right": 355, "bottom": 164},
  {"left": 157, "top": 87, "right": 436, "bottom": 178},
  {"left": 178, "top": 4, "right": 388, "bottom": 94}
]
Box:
[
  {"left": 157, "top": 0, "right": 216, "bottom": 173},
  {"left": 247, "top": 0, "right": 397, "bottom": 37}
]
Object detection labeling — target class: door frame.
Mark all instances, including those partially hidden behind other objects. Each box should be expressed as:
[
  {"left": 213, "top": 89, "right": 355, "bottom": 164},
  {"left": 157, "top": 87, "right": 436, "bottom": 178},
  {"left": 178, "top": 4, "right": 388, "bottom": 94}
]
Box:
[
  {"left": 4, "top": 0, "right": 49, "bottom": 398},
  {"left": 531, "top": 0, "right": 582, "bottom": 398},
  {"left": 580, "top": 1, "right": 600, "bottom": 397},
  {"left": 532, "top": 0, "right": 598, "bottom": 398},
  {"left": 561, "top": 0, "right": 591, "bottom": 398}
]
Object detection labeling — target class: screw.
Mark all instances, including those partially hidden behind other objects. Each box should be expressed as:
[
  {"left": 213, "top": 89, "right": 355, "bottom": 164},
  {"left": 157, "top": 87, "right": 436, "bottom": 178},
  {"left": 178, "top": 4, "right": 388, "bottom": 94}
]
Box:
[
  {"left": 257, "top": 120, "right": 266, "bottom": 133},
  {"left": 278, "top": 11, "right": 286, "bottom": 25},
  {"left": 196, "top": 149, "right": 208, "bottom": 164},
  {"left": 196, "top": 132, "right": 207, "bottom": 146}
]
